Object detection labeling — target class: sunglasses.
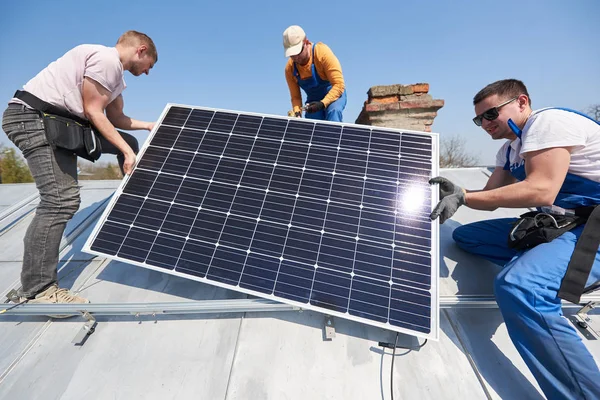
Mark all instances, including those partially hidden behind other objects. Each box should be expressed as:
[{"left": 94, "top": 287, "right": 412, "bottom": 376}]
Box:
[{"left": 472, "top": 97, "right": 518, "bottom": 126}]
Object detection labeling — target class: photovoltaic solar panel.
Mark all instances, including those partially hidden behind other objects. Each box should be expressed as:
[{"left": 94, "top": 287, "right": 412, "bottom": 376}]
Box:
[{"left": 84, "top": 104, "right": 440, "bottom": 340}]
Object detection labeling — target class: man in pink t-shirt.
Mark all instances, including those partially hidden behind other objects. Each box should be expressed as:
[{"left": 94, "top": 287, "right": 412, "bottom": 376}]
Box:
[{"left": 1, "top": 30, "right": 158, "bottom": 306}]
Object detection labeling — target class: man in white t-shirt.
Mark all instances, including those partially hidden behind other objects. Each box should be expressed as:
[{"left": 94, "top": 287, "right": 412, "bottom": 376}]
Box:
[
  {"left": 1, "top": 30, "right": 158, "bottom": 306},
  {"left": 429, "top": 79, "right": 600, "bottom": 399}
]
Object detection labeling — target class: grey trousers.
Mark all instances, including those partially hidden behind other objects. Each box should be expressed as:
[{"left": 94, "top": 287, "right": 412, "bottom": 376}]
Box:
[{"left": 2, "top": 104, "right": 138, "bottom": 297}]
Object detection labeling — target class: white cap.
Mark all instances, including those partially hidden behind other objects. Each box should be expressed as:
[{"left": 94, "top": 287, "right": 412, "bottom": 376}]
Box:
[{"left": 283, "top": 25, "right": 306, "bottom": 57}]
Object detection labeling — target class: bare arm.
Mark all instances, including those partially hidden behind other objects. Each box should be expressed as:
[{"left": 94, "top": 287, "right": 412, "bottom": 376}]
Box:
[
  {"left": 482, "top": 167, "right": 517, "bottom": 191},
  {"left": 465, "top": 147, "right": 571, "bottom": 210},
  {"left": 106, "top": 94, "right": 154, "bottom": 131},
  {"left": 82, "top": 77, "right": 136, "bottom": 174}
]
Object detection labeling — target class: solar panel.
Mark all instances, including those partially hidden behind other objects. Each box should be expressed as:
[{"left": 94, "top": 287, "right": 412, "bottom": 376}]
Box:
[{"left": 84, "top": 104, "right": 440, "bottom": 340}]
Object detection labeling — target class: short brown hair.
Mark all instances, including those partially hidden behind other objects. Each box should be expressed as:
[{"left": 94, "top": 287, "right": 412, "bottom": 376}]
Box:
[
  {"left": 473, "top": 79, "right": 531, "bottom": 106},
  {"left": 117, "top": 30, "right": 158, "bottom": 62}
]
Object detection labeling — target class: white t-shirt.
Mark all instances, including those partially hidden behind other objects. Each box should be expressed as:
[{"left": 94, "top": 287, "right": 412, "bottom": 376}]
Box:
[
  {"left": 495, "top": 108, "right": 600, "bottom": 182},
  {"left": 10, "top": 44, "right": 126, "bottom": 120}
]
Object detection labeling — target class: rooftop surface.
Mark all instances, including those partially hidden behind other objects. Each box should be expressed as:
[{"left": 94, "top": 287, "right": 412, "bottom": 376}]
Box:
[{"left": 1, "top": 169, "right": 598, "bottom": 400}]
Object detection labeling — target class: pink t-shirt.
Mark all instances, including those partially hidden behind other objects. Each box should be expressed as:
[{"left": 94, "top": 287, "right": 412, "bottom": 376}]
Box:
[{"left": 10, "top": 44, "right": 126, "bottom": 120}]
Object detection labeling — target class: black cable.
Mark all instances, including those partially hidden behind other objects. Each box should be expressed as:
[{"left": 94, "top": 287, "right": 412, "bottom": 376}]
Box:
[
  {"left": 379, "top": 333, "right": 428, "bottom": 400},
  {"left": 0, "top": 299, "right": 28, "bottom": 315}
]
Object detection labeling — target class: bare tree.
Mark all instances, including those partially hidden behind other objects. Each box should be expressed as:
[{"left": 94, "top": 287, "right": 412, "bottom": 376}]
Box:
[
  {"left": 439, "top": 135, "right": 479, "bottom": 168},
  {"left": 586, "top": 104, "right": 600, "bottom": 121}
]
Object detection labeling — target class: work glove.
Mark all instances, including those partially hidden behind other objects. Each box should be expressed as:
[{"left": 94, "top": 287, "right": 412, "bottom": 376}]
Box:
[
  {"left": 429, "top": 176, "right": 466, "bottom": 224},
  {"left": 305, "top": 101, "right": 325, "bottom": 113}
]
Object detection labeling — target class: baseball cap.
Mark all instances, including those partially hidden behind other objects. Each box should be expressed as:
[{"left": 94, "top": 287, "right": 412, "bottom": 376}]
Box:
[{"left": 283, "top": 25, "right": 306, "bottom": 57}]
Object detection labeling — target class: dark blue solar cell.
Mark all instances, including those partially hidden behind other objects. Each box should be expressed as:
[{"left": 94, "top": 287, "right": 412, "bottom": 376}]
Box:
[
  {"left": 359, "top": 210, "right": 395, "bottom": 243},
  {"left": 335, "top": 149, "right": 367, "bottom": 177},
  {"left": 149, "top": 125, "right": 181, "bottom": 148},
  {"left": 249, "top": 139, "right": 281, "bottom": 164},
  {"left": 329, "top": 176, "right": 364, "bottom": 205},
  {"left": 283, "top": 228, "right": 321, "bottom": 264},
  {"left": 173, "top": 128, "right": 205, "bottom": 151},
  {"left": 176, "top": 239, "right": 215, "bottom": 278},
  {"left": 107, "top": 194, "right": 144, "bottom": 225},
  {"left": 324, "top": 204, "right": 360, "bottom": 236},
  {"left": 213, "top": 158, "right": 245, "bottom": 184},
  {"left": 222, "top": 135, "right": 255, "bottom": 159},
  {"left": 232, "top": 115, "right": 263, "bottom": 137},
  {"left": 199, "top": 132, "right": 229, "bottom": 155},
  {"left": 240, "top": 161, "right": 273, "bottom": 190},
  {"left": 317, "top": 234, "right": 355, "bottom": 274},
  {"left": 148, "top": 173, "right": 183, "bottom": 202},
  {"left": 305, "top": 146, "right": 337, "bottom": 172},
  {"left": 207, "top": 246, "right": 246, "bottom": 285},
  {"left": 185, "top": 109, "right": 214, "bottom": 130},
  {"left": 117, "top": 227, "right": 157, "bottom": 263},
  {"left": 230, "top": 187, "right": 266, "bottom": 219},
  {"left": 207, "top": 112, "right": 238, "bottom": 133},
  {"left": 202, "top": 182, "right": 237, "bottom": 212},
  {"left": 370, "top": 129, "right": 400, "bottom": 156},
  {"left": 250, "top": 221, "right": 287, "bottom": 257},
  {"left": 258, "top": 118, "right": 288, "bottom": 140},
  {"left": 367, "top": 154, "right": 400, "bottom": 181},
  {"left": 310, "top": 268, "right": 351, "bottom": 313},
  {"left": 123, "top": 170, "right": 156, "bottom": 197},
  {"left": 162, "top": 106, "right": 191, "bottom": 127},
  {"left": 219, "top": 216, "right": 257, "bottom": 249},
  {"left": 298, "top": 171, "right": 332, "bottom": 200},
  {"left": 311, "top": 124, "right": 341, "bottom": 147},
  {"left": 274, "top": 259, "right": 314, "bottom": 303},
  {"left": 389, "top": 285, "right": 430, "bottom": 333},
  {"left": 260, "top": 192, "right": 295, "bottom": 224},
  {"left": 137, "top": 146, "right": 170, "bottom": 172},
  {"left": 278, "top": 142, "right": 309, "bottom": 167},
  {"left": 146, "top": 234, "right": 186, "bottom": 270},
  {"left": 291, "top": 198, "right": 327, "bottom": 229},
  {"left": 285, "top": 120, "right": 314, "bottom": 144},
  {"left": 187, "top": 154, "right": 220, "bottom": 180},
  {"left": 90, "top": 220, "right": 129, "bottom": 255},
  {"left": 189, "top": 210, "right": 226, "bottom": 243},
  {"left": 340, "top": 126, "right": 369, "bottom": 151},
  {"left": 133, "top": 198, "right": 169, "bottom": 231},
  {"left": 239, "top": 253, "right": 280, "bottom": 294},
  {"left": 269, "top": 166, "right": 302, "bottom": 195},
  {"left": 348, "top": 276, "right": 390, "bottom": 323},
  {"left": 353, "top": 241, "right": 393, "bottom": 281},
  {"left": 159, "top": 150, "right": 195, "bottom": 176},
  {"left": 161, "top": 204, "right": 198, "bottom": 236},
  {"left": 175, "top": 178, "right": 208, "bottom": 208}
]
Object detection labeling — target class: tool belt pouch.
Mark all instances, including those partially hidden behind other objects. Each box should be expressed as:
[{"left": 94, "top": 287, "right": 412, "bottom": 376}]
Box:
[
  {"left": 508, "top": 211, "right": 583, "bottom": 251},
  {"left": 41, "top": 113, "right": 102, "bottom": 162}
]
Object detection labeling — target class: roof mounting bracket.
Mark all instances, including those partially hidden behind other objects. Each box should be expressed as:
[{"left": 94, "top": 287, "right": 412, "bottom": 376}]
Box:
[
  {"left": 71, "top": 311, "right": 97, "bottom": 346},
  {"left": 570, "top": 301, "right": 600, "bottom": 340},
  {"left": 324, "top": 315, "right": 336, "bottom": 340}
]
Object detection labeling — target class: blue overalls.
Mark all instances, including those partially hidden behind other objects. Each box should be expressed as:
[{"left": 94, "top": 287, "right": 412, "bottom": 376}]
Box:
[
  {"left": 293, "top": 43, "right": 347, "bottom": 122},
  {"left": 452, "top": 109, "right": 600, "bottom": 399}
]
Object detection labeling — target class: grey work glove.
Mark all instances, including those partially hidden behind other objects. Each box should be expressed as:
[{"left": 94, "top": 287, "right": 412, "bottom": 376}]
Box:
[{"left": 429, "top": 176, "right": 466, "bottom": 224}]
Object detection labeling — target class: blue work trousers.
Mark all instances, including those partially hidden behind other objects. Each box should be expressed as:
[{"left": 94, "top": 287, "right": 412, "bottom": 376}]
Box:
[{"left": 453, "top": 218, "right": 600, "bottom": 400}]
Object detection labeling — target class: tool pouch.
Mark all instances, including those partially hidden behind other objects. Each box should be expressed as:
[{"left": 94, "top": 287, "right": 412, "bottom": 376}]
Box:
[{"left": 507, "top": 211, "right": 585, "bottom": 251}]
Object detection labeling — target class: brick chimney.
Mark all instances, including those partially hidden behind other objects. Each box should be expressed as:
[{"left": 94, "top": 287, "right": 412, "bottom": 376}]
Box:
[{"left": 355, "top": 83, "right": 444, "bottom": 132}]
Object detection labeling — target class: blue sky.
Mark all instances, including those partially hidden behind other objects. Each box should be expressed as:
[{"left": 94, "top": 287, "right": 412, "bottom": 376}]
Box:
[{"left": 1, "top": 0, "right": 599, "bottom": 165}]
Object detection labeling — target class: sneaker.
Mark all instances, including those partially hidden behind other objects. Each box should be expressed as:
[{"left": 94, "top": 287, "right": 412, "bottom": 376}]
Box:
[{"left": 26, "top": 285, "right": 90, "bottom": 318}]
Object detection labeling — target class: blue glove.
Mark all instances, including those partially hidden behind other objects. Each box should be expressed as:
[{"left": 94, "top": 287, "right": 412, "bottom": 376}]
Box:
[{"left": 429, "top": 177, "right": 466, "bottom": 224}]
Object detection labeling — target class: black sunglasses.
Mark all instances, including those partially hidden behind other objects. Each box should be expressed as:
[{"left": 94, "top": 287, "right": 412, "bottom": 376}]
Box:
[{"left": 472, "top": 97, "right": 518, "bottom": 126}]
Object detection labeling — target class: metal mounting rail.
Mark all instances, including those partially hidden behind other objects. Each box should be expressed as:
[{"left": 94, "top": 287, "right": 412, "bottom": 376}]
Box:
[
  {"left": 2, "top": 294, "right": 600, "bottom": 316},
  {"left": 0, "top": 298, "right": 299, "bottom": 316}
]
